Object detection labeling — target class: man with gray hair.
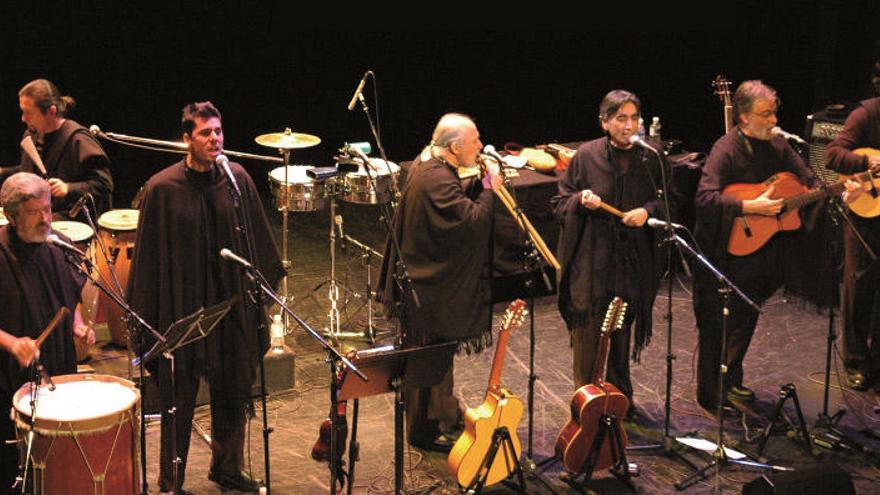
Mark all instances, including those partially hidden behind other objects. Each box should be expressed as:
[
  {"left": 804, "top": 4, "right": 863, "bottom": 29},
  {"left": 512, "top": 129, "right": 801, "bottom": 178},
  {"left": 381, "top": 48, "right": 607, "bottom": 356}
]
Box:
[
  {"left": 0, "top": 172, "right": 95, "bottom": 490},
  {"left": 379, "top": 112, "right": 501, "bottom": 452},
  {"left": 692, "top": 80, "right": 815, "bottom": 413}
]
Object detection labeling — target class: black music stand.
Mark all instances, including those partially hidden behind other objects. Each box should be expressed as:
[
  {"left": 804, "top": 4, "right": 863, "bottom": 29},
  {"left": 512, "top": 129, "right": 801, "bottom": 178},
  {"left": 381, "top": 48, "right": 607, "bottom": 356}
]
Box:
[
  {"left": 135, "top": 297, "right": 237, "bottom": 493},
  {"left": 338, "top": 342, "right": 456, "bottom": 495}
]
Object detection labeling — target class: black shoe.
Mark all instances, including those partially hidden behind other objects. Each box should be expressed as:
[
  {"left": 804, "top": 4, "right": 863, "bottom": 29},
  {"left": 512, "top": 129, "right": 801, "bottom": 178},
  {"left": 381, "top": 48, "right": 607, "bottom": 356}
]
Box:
[
  {"left": 410, "top": 433, "right": 455, "bottom": 453},
  {"left": 727, "top": 385, "right": 755, "bottom": 402},
  {"left": 209, "top": 470, "right": 261, "bottom": 492},
  {"left": 845, "top": 367, "right": 868, "bottom": 391}
]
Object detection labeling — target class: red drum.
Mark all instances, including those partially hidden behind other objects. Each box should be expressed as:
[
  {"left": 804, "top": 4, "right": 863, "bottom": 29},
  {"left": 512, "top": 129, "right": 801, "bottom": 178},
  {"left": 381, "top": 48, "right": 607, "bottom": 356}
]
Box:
[
  {"left": 14, "top": 374, "right": 140, "bottom": 495},
  {"left": 91, "top": 209, "right": 139, "bottom": 347}
]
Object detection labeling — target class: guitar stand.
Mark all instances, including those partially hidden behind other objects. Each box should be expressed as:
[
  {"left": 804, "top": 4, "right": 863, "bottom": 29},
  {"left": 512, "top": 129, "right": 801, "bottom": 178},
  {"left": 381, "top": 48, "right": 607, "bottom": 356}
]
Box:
[
  {"left": 462, "top": 426, "right": 526, "bottom": 495},
  {"left": 560, "top": 413, "right": 635, "bottom": 494},
  {"left": 754, "top": 383, "right": 814, "bottom": 460}
]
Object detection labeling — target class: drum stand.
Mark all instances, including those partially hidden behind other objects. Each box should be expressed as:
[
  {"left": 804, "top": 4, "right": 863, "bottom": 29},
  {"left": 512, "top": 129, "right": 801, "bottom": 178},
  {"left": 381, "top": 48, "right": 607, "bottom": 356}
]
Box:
[
  {"left": 275, "top": 149, "right": 295, "bottom": 339},
  {"left": 317, "top": 190, "right": 370, "bottom": 346},
  {"left": 338, "top": 228, "right": 392, "bottom": 345}
]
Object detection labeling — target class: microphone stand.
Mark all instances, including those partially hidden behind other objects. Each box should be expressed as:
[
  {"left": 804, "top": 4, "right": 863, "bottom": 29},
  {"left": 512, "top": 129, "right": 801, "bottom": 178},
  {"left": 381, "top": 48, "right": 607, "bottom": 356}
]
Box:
[
  {"left": 624, "top": 144, "right": 701, "bottom": 473},
  {"left": 667, "top": 232, "right": 788, "bottom": 491},
  {"left": 352, "top": 72, "right": 422, "bottom": 494},
  {"left": 56, "top": 250, "right": 163, "bottom": 495},
  {"left": 217, "top": 162, "right": 276, "bottom": 494},
  {"left": 220, "top": 251, "right": 368, "bottom": 495},
  {"left": 15, "top": 359, "right": 49, "bottom": 494}
]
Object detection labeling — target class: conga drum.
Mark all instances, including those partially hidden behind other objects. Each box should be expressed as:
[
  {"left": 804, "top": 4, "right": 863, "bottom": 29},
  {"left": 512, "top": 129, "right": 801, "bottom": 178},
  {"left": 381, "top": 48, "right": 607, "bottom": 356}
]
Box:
[
  {"left": 13, "top": 374, "right": 140, "bottom": 494},
  {"left": 94, "top": 209, "right": 139, "bottom": 347}
]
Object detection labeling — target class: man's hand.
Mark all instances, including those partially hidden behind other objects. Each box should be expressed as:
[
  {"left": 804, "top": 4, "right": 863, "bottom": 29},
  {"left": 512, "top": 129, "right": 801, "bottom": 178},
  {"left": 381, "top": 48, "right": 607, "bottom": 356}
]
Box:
[
  {"left": 10, "top": 337, "right": 38, "bottom": 367},
  {"left": 47, "top": 178, "right": 70, "bottom": 198},
  {"left": 74, "top": 324, "right": 96, "bottom": 346},
  {"left": 741, "top": 184, "right": 783, "bottom": 216},
  {"left": 621, "top": 207, "right": 649, "bottom": 227},
  {"left": 842, "top": 177, "right": 865, "bottom": 204},
  {"left": 580, "top": 190, "right": 601, "bottom": 210}
]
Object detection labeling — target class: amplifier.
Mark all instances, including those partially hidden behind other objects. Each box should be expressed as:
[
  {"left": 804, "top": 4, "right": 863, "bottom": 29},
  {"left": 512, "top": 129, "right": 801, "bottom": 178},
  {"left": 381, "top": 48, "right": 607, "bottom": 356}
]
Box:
[{"left": 803, "top": 104, "right": 853, "bottom": 182}]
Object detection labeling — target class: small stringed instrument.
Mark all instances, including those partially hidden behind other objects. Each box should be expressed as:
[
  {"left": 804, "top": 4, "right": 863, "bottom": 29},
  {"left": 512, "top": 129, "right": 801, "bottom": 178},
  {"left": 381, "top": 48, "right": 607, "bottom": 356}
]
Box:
[
  {"left": 311, "top": 349, "right": 356, "bottom": 463},
  {"left": 519, "top": 147, "right": 557, "bottom": 173},
  {"left": 712, "top": 75, "right": 735, "bottom": 134},
  {"left": 542, "top": 143, "right": 576, "bottom": 172},
  {"left": 448, "top": 299, "right": 528, "bottom": 488},
  {"left": 845, "top": 147, "right": 880, "bottom": 218},
  {"left": 725, "top": 171, "right": 864, "bottom": 256},
  {"left": 555, "top": 297, "right": 629, "bottom": 474}
]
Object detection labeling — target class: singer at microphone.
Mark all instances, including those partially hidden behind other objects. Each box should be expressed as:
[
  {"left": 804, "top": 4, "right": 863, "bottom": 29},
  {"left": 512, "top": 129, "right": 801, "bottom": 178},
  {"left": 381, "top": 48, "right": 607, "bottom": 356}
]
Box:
[{"left": 552, "top": 89, "right": 675, "bottom": 396}]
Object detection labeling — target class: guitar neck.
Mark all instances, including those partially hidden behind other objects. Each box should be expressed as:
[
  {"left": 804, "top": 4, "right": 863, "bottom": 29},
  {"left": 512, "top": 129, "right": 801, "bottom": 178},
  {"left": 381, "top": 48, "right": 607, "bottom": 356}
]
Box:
[
  {"left": 724, "top": 105, "right": 735, "bottom": 134},
  {"left": 487, "top": 325, "right": 512, "bottom": 396},
  {"left": 782, "top": 174, "right": 867, "bottom": 211}
]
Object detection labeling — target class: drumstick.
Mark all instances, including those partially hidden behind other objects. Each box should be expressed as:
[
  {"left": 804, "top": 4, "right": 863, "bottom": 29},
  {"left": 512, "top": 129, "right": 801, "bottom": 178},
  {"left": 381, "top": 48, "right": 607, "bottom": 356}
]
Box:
[
  {"left": 35, "top": 307, "right": 70, "bottom": 348},
  {"left": 20, "top": 135, "right": 47, "bottom": 176}
]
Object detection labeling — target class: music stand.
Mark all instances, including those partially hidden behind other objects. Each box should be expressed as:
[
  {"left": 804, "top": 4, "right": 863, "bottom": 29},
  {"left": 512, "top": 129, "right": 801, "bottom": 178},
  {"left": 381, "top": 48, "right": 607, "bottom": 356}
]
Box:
[
  {"left": 338, "top": 342, "right": 456, "bottom": 495},
  {"left": 134, "top": 297, "right": 238, "bottom": 492}
]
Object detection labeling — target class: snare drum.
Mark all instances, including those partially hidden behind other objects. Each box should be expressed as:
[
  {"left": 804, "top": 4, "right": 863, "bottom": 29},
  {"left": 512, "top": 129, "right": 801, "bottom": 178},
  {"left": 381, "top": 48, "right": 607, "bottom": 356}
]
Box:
[
  {"left": 94, "top": 209, "right": 139, "bottom": 347},
  {"left": 341, "top": 158, "right": 399, "bottom": 204},
  {"left": 269, "top": 165, "right": 326, "bottom": 211},
  {"left": 51, "top": 221, "right": 94, "bottom": 251},
  {"left": 14, "top": 374, "right": 140, "bottom": 494}
]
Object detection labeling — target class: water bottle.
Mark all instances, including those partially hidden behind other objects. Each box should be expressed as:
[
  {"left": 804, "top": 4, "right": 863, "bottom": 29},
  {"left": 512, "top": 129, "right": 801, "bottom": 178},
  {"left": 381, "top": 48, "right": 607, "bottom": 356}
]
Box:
[
  {"left": 648, "top": 116, "right": 662, "bottom": 143},
  {"left": 637, "top": 117, "right": 646, "bottom": 139}
]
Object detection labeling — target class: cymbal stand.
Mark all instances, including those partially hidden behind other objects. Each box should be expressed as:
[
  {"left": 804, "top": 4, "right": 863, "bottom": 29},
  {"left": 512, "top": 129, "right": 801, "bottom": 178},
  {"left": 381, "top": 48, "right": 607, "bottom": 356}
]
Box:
[
  {"left": 338, "top": 228, "right": 391, "bottom": 344},
  {"left": 276, "top": 149, "right": 294, "bottom": 338}
]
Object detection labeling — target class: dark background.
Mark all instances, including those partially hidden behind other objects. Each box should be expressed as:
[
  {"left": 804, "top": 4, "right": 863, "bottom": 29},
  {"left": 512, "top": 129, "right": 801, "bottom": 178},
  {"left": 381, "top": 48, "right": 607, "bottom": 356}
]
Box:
[{"left": 3, "top": 3, "right": 880, "bottom": 206}]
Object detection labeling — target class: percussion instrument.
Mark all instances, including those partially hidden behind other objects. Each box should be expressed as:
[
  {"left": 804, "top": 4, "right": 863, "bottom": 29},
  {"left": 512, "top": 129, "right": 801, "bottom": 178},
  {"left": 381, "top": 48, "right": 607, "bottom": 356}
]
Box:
[
  {"left": 95, "top": 209, "right": 139, "bottom": 346},
  {"left": 340, "top": 158, "right": 399, "bottom": 204},
  {"left": 50, "top": 221, "right": 94, "bottom": 251},
  {"left": 269, "top": 166, "right": 326, "bottom": 211},
  {"left": 14, "top": 374, "right": 140, "bottom": 494},
  {"left": 255, "top": 128, "right": 321, "bottom": 149}
]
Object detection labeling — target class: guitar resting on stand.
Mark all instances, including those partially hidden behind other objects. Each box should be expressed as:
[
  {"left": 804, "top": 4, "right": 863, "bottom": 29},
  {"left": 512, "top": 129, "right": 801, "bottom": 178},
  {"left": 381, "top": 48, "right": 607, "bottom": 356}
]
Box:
[
  {"left": 447, "top": 300, "right": 527, "bottom": 493},
  {"left": 554, "top": 297, "right": 635, "bottom": 493}
]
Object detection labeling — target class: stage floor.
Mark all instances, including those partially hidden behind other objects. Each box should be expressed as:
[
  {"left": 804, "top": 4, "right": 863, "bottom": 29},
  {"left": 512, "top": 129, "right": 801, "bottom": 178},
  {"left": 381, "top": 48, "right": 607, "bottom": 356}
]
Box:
[{"left": 85, "top": 201, "right": 880, "bottom": 494}]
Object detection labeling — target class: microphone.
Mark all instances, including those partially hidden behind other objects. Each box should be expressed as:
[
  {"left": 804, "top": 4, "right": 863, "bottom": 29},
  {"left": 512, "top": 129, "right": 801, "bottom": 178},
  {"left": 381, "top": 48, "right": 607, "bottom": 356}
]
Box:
[
  {"left": 88, "top": 125, "right": 102, "bottom": 136},
  {"left": 220, "top": 248, "right": 253, "bottom": 270},
  {"left": 68, "top": 193, "right": 90, "bottom": 218},
  {"left": 629, "top": 134, "right": 655, "bottom": 150},
  {"left": 46, "top": 234, "right": 88, "bottom": 258},
  {"left": 215, "top": 154, "right": 241, "bottom": 196},
  {"left": 771, "top": 126, "right": 807, "bottom": 145},
  {"left": 346, "top": 72, "right": 369, "bottom": 111},
  {"left": 342, "top": 144, "right": 374, "bottom": 169},
  {"left": 482, "top": 145, "right": 506, "bottom": 164},
  {"left": 646, "top": 217, "right": 686, "bottom": 230}
]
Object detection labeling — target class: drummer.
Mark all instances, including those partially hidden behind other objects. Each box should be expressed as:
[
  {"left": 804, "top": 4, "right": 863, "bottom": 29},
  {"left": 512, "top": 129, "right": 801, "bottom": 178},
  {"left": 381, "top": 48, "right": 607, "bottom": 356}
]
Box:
[
  {"left": 0, "top": 172, "right": 95, "bottom": 491},
  {"left": 0, "top": 79, "right": 113, "bottom": 221}
]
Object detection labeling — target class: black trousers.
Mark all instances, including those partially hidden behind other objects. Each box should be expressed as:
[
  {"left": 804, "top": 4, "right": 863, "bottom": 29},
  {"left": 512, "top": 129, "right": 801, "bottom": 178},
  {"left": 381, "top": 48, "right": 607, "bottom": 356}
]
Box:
[
  {"left": 156, "top": 358, "right": 247, "bottom": 492},
  {"left": 840, "top": 225, "right": 880, "bottom": 377},
  {"left": 693, "top": 235, "right": 787, "bottom": 409},
  {"left": 571, "top": 294, "right": 636, "bottom": 400},
  {"left": 0, "top": 390, "right": 17, "bottom": 495}
]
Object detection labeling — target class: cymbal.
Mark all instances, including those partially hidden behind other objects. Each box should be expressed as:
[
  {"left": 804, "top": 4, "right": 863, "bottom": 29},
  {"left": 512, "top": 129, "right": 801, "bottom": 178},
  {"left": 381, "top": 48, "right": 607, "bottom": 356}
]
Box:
[{"left": 254, "top": 128, "right": 321, "bottom": 149}]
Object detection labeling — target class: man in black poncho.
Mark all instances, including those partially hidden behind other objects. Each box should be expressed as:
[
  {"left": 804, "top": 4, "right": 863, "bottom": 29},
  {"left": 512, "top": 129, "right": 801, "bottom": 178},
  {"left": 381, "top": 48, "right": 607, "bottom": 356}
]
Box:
[
  {"left": 0, "top": 172, "right": 95, "bottom": 493},
  {"left": 1, "top": 79, "right": 113, "bottom": 219},
  {"left": 552, "top": 90, "right": 673, "bottom": 412},
  {"left": 378, "top": 113, "right": 501, "bottom": 452},
  {"left": 127, "top": 102, "right": 283, "bottom": 494}
]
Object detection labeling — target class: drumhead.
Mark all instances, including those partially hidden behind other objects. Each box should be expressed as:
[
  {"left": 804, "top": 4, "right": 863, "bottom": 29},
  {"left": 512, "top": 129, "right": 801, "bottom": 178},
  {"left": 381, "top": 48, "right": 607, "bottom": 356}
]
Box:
[
  {"left": 15, "top": 374, "right": 139, "bottom": 421},
  {"left": 51, "top": 221, "right": 94, "bottom": 243},
  {"left": 98, "top": 209, "right": 139, "bottom": 231},
  {"left": 348, "top": 158, "right": 399, "bottom": 177},
  {"left": 269, "top": 165, "right": 314, "bottom": 184}
]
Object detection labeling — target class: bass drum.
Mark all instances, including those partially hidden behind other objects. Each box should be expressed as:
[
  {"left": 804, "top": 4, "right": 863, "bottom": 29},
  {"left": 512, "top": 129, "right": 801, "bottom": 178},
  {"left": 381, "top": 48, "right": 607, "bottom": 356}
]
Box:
[{"left": 13, "top": 374, "right": 140, "bottom": 495}]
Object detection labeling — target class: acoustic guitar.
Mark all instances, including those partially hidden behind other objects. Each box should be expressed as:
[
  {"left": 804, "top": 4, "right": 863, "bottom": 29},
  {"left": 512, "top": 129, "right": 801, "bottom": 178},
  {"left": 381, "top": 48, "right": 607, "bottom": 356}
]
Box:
[
  {"left": 555, "top": 297, "right": 629, "bottom": 474},
  {"left": 725, "top": 171, "right": 864, "bottom": 256},
  {"left": 447, "top": 299, "right": 528, "bottom": 488},
  {"left": 844, "top": 147, "right": 880, "bottom": 218}
]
